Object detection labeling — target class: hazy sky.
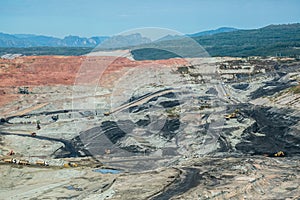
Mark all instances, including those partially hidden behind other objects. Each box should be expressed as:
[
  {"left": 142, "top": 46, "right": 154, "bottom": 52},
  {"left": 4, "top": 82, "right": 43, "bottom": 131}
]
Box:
[{"left": 1, "top": 0, "right": 299, "bottom": 38}]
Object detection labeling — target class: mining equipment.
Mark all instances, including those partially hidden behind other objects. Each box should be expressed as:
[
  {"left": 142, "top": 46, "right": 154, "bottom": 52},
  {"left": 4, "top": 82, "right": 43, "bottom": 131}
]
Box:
[
  {"left": 7, "top": 150, "right": 15, "bottom": 156},
  {"left": 18, "top": 160, "right": 30, "bottom": 165},
  {"left": 36, "top": 160, "right": 49, "bottom": 166},
  {"left": 4, "top": 158, "right": 17, "bottom": 164},
  {"left": 64, "top": 162, "right": 78, "bottom": 168},
  {"left": 36, "top": 120, "right": 41, "bottom": 130},
  {"left": 225, "top": 109, "right": 239, "bottom": 120},
  {"left": 274, "top": 151, "right": 285, "bottom": 157},
  {"left": 104, "top": 112, "right": 110, "bottom": 116}
]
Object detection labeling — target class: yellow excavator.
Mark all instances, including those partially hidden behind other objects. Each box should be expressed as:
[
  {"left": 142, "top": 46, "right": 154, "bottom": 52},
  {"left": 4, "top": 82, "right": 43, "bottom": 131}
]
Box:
[
  {"left": 274, "top": 151, "right": 285, "bottom": 157},
  {"left": 225, "top": 109, "right": 239, "bottom": 120},
  {"left": 264, "top": 151, "right": 285, "bottom": 157}
]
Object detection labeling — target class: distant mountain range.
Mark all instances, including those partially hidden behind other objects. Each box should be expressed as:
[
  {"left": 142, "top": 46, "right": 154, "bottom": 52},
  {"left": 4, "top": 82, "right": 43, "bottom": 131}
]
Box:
[
  {"left": 99, "top": 33, "right": 151, "bottom": 49},
  {"left": 0, "top": 27, "right": 238, "bottom": 48},
  {"left": 187, "top": 27, "right": 238, "bottom": 37},
  {"left": 0, "top": 23, "right": 299, "bottom": 59},
  {"left": 154, "top": 27, "right": 238, "bottom": 42},
  {"left": 0, "top": 33, "right": 109, "bottom": 47},
  {"left": 131, "top": 23, "right": 300, "bottom": 60}
]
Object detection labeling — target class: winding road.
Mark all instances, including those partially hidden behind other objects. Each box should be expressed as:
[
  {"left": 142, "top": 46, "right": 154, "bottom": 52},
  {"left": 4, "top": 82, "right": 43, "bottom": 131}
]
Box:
[
  {"left": 0, "top": 131, "right": 80, "bottom": 157},
  {"left": 107, "top": 88, "right": 176, "bottom": 115}
]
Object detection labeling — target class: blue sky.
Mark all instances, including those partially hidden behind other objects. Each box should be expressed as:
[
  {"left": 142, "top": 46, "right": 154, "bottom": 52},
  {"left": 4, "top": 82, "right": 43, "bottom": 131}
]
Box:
[{"left": 0, "top": 0, "right": 299, "bottom": 38}]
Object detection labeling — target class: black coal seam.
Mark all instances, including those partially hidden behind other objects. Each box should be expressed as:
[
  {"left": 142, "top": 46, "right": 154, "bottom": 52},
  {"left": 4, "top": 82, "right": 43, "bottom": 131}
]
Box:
[{"left": 151, "top": 168, "right": 201, "bottom": 200}]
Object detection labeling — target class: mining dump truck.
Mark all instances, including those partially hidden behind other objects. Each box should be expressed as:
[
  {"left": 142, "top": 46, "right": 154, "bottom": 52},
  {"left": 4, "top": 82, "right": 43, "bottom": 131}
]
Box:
[
  {"left": 18, "top": 160, "right": 30, "bottom": 165},
  {"left": 36, "top": 160, "right": 49, "bottom": 166},
  {"left": 64, "top": 162, "right": 78, "bottom": 168},
  {"left": 4, "top": 158, "right": 17, "bottom": 164},
  {"left": 104, "top": 112, "right": 110, "bottom": 116}
]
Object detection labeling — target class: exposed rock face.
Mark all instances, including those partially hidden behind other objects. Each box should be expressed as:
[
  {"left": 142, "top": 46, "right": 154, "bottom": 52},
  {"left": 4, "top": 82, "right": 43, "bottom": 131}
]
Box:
[{"left": 236, "top": 106, "right": 300, "bottom": 155}]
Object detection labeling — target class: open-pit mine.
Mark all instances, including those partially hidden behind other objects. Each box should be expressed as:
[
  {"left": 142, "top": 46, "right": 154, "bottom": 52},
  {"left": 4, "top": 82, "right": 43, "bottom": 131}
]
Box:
[{"left": 0, "top": 55, "right": 299, "bottom": 199}]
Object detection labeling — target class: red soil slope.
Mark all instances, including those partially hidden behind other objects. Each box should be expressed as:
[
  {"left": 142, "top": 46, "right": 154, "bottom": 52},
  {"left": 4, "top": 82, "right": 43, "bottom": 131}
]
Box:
[{"left": 0, "top": 56, "right": 187, "bottom": 106}]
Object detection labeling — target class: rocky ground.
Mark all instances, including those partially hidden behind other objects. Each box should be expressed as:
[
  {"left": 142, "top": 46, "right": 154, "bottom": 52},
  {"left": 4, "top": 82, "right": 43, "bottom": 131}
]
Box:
[{"left": 0, "top": 55, "right": 299, "bottom": 199}]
